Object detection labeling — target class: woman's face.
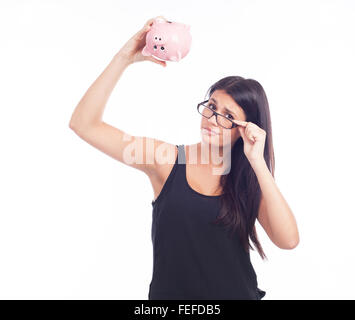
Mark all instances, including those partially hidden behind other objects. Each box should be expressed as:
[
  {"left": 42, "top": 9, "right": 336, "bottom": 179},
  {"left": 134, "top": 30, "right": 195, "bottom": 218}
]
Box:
[{"left": 200, "top": 89, "right": 246, "bottom": 148}]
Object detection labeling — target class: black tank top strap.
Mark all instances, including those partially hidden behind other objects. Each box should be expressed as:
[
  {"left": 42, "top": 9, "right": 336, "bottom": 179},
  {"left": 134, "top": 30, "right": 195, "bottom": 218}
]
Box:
[{"left": 177, "top": 144, "right": 186, "bottom": 164}]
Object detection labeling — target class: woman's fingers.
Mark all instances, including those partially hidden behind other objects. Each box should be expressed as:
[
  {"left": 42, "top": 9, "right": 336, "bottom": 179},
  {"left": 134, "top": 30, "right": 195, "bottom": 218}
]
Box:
[
  {"left": 233, "top": 119, "right": 248, "bottom": 127},
  {"left": 144, "top": 16, "right": 168, "bottom": 28},
  {"left": 136, "top": 16, "right": 167, "bottom": 40},
  {"left": 147, "top": 55, "right": 167, "bottom": 67}
]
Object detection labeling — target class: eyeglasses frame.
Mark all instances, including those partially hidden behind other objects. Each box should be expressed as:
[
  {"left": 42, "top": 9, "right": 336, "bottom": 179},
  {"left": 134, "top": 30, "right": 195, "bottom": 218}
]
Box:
[{"left": 197, "top": 100, "right": 238, "bottom": 129}]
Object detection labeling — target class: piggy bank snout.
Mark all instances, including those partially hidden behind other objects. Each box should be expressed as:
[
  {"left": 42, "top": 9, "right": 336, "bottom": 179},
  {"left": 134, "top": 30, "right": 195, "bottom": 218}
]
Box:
[{"left": 153, "top": 44, "right": 166, "bottom": 52}]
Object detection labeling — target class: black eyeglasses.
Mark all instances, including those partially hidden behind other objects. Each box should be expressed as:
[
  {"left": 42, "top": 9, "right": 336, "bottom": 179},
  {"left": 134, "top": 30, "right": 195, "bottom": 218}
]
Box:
[{"left": 197, "top": 100, "right": 238, "bottom": 129}]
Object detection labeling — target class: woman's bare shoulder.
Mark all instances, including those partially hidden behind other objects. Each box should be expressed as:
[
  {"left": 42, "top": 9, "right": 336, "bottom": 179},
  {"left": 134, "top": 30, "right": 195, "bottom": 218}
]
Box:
[
  {"left": 145, "top": 139, "right": 178, "bottom": 181},
  {"left": 145, "top": 141, "right": 178, "bottom": 201}
]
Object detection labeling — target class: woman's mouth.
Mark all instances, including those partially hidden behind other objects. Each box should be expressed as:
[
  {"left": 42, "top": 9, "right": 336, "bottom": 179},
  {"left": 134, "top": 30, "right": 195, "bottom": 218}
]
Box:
[{"left": 201, "top": 128, "right": 219, "bottom": 136}]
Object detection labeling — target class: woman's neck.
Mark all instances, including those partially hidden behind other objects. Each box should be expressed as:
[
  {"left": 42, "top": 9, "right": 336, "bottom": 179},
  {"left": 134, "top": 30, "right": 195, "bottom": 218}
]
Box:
[{"left": 187, "top": 142, "right": 232, "bottom": 176}]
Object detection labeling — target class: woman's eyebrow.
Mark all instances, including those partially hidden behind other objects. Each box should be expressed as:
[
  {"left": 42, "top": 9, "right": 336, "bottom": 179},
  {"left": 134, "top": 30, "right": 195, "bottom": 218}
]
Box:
[{"left": 210, "top": 98, "right": 238, "bottom": 116}]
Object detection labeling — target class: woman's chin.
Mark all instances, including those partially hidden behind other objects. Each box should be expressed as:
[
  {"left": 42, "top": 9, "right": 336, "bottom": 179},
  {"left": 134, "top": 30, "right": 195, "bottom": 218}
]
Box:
[
  {"left": 201, "top": 133, "right": 221, "bottom": 145},
  {"left": 201, "top": 129, "right": 235, "bottom": 147},
  {"left": 201, "top": 135, "right": 234, "bottom": 149}
]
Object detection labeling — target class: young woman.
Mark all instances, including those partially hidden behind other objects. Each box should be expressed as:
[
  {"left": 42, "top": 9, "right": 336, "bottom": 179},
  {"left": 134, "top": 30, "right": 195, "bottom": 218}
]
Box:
[{"left": 69, "top": 16, "right": 299, "bottom": 300}]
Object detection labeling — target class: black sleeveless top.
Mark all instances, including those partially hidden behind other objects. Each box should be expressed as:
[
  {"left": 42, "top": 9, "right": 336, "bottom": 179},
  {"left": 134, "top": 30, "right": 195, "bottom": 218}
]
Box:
[{"left": 148, "top": 144, "right": 266, "bottom": 300}]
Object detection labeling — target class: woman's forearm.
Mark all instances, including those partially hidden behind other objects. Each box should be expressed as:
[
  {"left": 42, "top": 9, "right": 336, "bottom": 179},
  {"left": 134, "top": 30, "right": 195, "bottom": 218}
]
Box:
[
  {"left": 251, "top": 160, "right": 300, "bottom": 249},
  {"left": 69, "top": 53, "right": 131, "bottom": 130}
]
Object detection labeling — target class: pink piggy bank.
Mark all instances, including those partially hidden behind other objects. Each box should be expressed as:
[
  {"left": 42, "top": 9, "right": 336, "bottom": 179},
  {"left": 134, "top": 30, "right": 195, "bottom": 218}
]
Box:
[{"left": 142, "top": 17, "right": 192, "bottom": 62}]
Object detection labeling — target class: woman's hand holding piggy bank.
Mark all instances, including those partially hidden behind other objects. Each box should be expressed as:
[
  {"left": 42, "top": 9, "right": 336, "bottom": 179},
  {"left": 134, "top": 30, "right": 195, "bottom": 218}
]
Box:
[
  {"left": 117, "top": 16, "right": 170, "bottom": 67},
  {"left": 142, "top": 17, "right": 192, "bottom": 62}
]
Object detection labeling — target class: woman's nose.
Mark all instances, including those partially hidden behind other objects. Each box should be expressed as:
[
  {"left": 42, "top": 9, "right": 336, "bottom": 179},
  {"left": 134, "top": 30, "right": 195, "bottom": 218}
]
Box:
[{"left": 207, "top": 114, "right": 218, "bottom": 126}]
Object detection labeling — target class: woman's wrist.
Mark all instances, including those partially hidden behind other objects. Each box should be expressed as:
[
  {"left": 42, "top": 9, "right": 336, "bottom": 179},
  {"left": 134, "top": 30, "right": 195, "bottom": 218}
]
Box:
[{"left": 114, "top": 51, "right": 133, "bottom": 66}]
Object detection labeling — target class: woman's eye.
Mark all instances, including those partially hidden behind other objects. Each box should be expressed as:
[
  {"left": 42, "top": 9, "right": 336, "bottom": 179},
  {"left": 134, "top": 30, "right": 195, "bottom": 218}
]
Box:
[{"left": 208, "top": 103, "right": 234, "bottom": 119}]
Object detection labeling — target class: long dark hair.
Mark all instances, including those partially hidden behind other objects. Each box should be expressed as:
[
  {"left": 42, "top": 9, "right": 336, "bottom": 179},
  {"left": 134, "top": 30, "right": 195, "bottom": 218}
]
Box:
[{"left": 206, "top": 76, "right": 275, "bottom": 260}]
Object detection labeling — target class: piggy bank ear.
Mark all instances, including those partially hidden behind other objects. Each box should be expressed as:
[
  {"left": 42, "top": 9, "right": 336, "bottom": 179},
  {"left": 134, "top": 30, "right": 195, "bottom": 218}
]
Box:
[{"left": 142, "top": 45, "right": 151, "bottom": 56}]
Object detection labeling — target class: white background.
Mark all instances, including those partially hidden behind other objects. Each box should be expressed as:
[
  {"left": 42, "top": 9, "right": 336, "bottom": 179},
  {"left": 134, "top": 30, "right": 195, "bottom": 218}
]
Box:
[{"left": 1, "top": 0, "right": 354, "bottom": 299}]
